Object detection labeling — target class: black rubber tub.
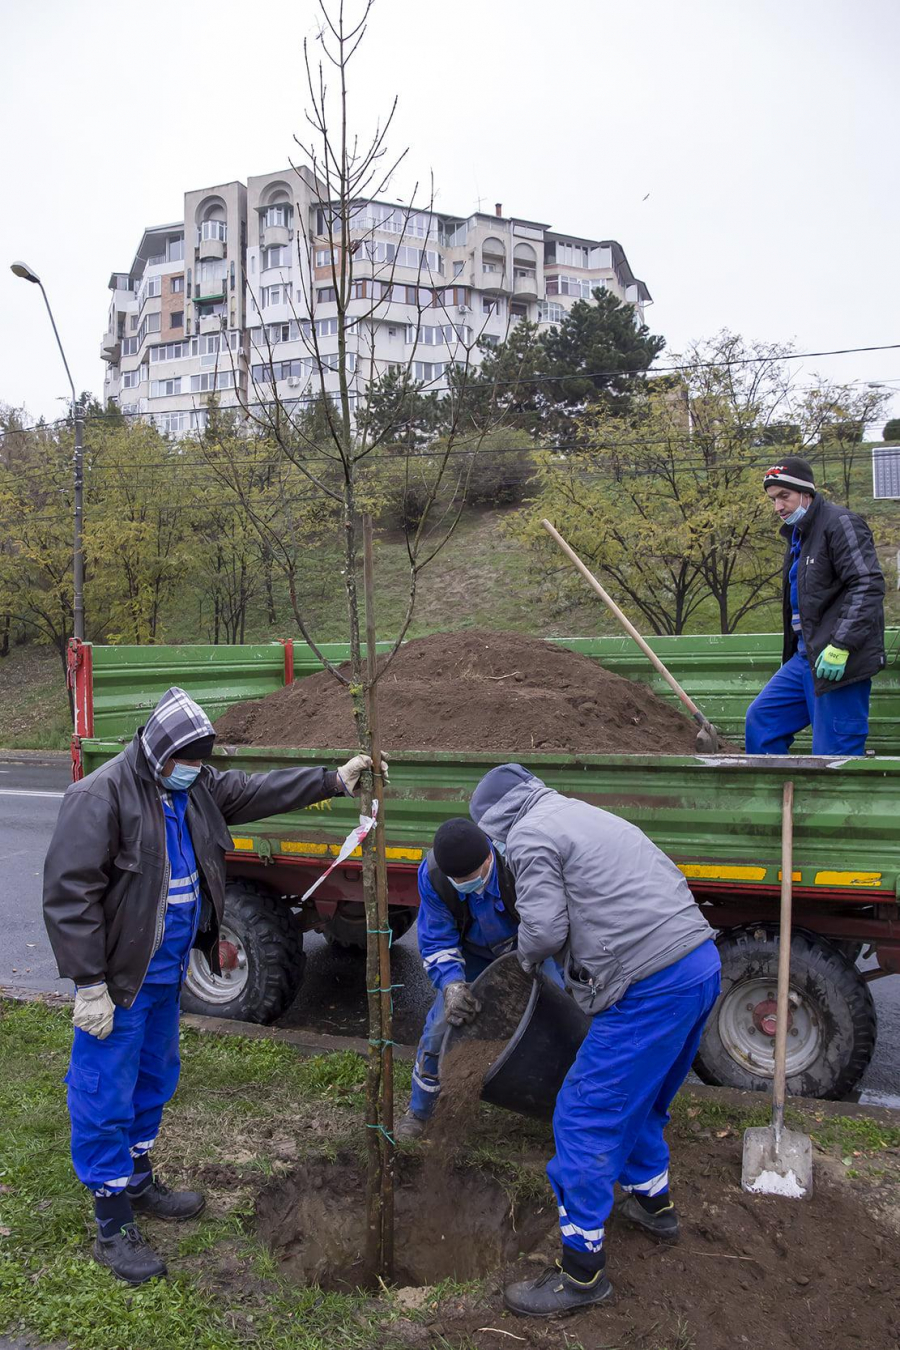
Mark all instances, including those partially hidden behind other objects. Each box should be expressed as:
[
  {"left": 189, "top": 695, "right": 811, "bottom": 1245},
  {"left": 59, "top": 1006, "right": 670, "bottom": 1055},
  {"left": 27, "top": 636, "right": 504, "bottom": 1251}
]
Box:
[{"left": 439, "top": 952, "right": 589, "bottom": 1121}]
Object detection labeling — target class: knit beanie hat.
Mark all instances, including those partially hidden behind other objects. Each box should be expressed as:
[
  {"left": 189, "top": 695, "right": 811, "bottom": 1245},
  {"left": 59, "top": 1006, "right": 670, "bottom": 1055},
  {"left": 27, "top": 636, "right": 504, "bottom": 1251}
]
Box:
[
  {"left": 433, "top": 818, "right": 491, "bottom": 878},
  {"left": 762, "top": 457, "right": 816, "bottom": 495},
  {"left": 177, "top": 734, "right": 216, "bottom": 760}
]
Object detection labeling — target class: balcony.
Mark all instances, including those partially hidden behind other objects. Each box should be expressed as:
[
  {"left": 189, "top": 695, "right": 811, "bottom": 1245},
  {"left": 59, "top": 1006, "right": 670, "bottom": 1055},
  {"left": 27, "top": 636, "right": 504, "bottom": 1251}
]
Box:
[
  {"left": 514, "top": 271, "right": 538, "bottom": 300},
  {"left": 262, "top": 224, "right": 291, "bottom": 249},
  {"left": 193, "top": 280, "right": 226, "bottom": 302},
  {"left": 100, "top": 332, "right": 121, "bottom": 363},
  {"left": 479, "top": 264, "right": 509, "bottom": 293},
  {"left": 198, "top": 236, "right": 226, "bottom": 261},
  {"left": 199, "top": 314, "right": 224, "bottom": 335}
]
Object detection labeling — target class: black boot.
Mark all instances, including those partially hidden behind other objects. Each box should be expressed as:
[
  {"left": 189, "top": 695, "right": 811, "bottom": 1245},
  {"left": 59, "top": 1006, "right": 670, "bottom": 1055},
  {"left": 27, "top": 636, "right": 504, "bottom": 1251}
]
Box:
[
  {"left": 616, "top": 1190, "right": 680, "bottom": 1244},
  {"left": 93, "top": 1194, "right": 167, "bottom": 1286},
  {"left": 130, "top": 1177, "right": 205, "bottom": 1222},
  {"left": 504, "top": 1262, "right": 613, "bottom": 1318}
]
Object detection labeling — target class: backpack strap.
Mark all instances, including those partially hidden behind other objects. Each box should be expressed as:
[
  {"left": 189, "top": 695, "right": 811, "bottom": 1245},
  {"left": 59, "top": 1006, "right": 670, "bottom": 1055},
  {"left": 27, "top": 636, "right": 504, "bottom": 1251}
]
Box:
[
  {"left": 495, "top": 855, "right": 519, "bottom": 922},
  {"left": 426, "top": 849, "right": 469, "bottom": 939}
]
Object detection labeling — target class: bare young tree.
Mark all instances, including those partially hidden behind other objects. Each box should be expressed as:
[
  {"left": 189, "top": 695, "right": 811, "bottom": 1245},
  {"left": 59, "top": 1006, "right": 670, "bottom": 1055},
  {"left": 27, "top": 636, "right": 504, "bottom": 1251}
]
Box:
[{"left": 196, "top": 0, "right": 510, "bottom": 1278}]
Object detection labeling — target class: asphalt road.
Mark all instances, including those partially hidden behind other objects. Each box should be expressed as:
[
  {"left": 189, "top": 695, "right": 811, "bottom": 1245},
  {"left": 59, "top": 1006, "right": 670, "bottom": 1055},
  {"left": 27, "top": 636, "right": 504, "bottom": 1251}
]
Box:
[{"left": 3, "top": 758, "right": 897, "bottom": 1105}]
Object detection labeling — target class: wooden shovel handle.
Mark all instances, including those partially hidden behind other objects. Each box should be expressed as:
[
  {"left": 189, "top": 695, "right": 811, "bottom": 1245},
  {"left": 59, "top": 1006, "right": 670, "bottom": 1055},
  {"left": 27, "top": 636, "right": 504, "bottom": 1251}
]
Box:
[
  {"left": 540, "top": 518, "right": 706, "bottom": 722},
  {"left": 772, "top": 780, "right": 794, "bottom": 1135}
]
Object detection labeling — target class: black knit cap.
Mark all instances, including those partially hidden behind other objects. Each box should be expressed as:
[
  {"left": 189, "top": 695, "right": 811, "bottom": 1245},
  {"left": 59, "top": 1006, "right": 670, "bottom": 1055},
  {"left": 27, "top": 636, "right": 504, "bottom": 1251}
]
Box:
[
  {"left": 433, "top": 818, "right": 491, "bottom": 878},
  {"left": 763, "top": 457, "right": 816, "bottom": 495},
  {"left": 174, "top": 734, "right": 216, "bottom": 761}
]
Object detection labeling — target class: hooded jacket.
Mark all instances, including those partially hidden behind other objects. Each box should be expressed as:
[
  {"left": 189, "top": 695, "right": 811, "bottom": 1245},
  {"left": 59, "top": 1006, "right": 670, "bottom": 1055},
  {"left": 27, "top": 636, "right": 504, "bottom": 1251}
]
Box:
[
  {"left": 43, "top": 687, "right": 344, "bottom": 1007},
  {"left": 779, "top": 493, "right": 885, "bottom": 694},
  {"left": 470, "top": 766, "right": 712, "bottom": 1016}
]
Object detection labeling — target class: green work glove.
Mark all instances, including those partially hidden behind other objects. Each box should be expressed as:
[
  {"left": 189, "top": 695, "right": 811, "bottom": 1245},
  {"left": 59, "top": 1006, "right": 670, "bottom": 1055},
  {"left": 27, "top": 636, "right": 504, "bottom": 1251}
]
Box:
[{"left": 815, "top": 644, "right": 849, "bottom": 682}]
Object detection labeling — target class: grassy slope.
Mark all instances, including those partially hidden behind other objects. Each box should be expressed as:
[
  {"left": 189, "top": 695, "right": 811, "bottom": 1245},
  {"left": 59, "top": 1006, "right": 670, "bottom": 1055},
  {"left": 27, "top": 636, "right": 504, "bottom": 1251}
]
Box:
[{"left": 1, "top": 474, "right": 897, "bottom": 751}]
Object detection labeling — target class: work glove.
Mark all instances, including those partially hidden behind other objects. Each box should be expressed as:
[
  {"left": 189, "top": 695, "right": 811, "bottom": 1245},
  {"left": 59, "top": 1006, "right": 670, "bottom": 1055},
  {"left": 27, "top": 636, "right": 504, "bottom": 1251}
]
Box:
[
  {"left": 443, "top": 980, "right": 482, "bottom": 1027},
  {"left": 336, "top": 753, "right": 390, "bottom": 795},
  {"left": 73, "top": 982, "right": 116, "bottom": 1040},
  {"left": 815, "top": 644, "right": 850, "bottom": 682}
]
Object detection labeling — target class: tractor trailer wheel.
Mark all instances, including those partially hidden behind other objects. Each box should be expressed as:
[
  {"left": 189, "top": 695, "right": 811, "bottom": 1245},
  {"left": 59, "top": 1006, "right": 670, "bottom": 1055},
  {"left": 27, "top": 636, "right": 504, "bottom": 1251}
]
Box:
[
  {"left": 695, "top": 925, "right": 876, "bottom": 1100},
  {"left": 182, "top": 880, "right": 306, "bottom": 1025},
  {"left": 325, "top": 902, "right": 415, "bottom": 954}
]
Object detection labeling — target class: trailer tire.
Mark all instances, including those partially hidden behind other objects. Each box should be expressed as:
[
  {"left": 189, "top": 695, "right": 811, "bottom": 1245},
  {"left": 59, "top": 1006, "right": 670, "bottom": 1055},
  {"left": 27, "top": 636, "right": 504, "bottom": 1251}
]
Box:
[
  {"left": 182, "top": 881, "right": 305, "bottom": 1025},
  {"left": 325, "top": 904, "right": 415, "bottom": 954},
  {"left": 695, "top": 925, "right": 876, "bottom": 1100}
]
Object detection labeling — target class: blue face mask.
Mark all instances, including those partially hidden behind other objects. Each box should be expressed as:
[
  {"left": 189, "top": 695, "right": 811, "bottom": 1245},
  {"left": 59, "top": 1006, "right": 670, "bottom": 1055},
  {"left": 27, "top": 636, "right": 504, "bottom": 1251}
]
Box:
[
  {"left": 160, "top": 763, "right": 201, "bottom": 791},
  {"left": 784, "top": 504, "right": 808, "bottom": 526}
]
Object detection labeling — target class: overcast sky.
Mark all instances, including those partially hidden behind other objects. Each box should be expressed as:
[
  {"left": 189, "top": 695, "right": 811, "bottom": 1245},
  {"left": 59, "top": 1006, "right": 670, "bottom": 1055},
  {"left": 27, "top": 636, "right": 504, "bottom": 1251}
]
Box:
[{"left": 2, "top": 0, "right": 898, "bottom": 427}]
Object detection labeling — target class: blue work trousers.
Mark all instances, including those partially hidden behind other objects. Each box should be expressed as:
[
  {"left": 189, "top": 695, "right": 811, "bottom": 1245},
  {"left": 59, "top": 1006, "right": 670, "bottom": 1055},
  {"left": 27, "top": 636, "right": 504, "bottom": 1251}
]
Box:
[
  {"left": 745, "top": 652, "right": 871, "bottom": 755},
  {"left": 65, "top": 982, "right": 182, "bottom": 1194},
  {"left": 548, "top": 942, "right": 721, "bottom": 1257}
]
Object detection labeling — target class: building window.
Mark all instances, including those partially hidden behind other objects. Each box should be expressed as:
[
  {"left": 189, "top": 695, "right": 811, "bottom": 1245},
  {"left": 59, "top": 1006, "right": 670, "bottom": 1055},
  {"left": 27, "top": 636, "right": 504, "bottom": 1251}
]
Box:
[
  {"left": 200, "top": 219, "right": 227, "bottom": 243},
  {"left": 122, "top": 336, "right": 139, "bottom": 356},
  {"left": 167, "top": 237, "right": 185, "bottom": 263},
  {"left": 262, "top": 245, "right": 290, "bottom": 269},
  {"left": 171, "top": 276, "right": 184, "bottom": 293},
  {"left": 405, "top": 323, "right": 472, "bottom": 347},
  {"left": 122, "top": 370, "right": 141, "bottom": 389},
  {"left": 453, "top": 261, "right": 464, "bottom": 277},
  {"left": 150, "top": 341, "right": 191, "bottom": 362},
  {"left": 190, "top": 370, "right": 236, "bottom": 393},
  {"left": 130, "top": 315, "right": 139, "bottom": 331},
  {"left": 412, "top": 361, "right": 448, "bottom": 383},
  {"left": 511, "top": 302, "right": 528, "bottom": 319},
  {"left": 315, "top": 247, "right": 335, "bottom": 267},
  {"left": 317, "top": 286, "right": 337, "bottom": 304},
  {"left": 479, "top": 334, "right": 499, "bottom": 347},
  {"left": 264, "top": 203, "right": 293, "bottom": 229},
  {"left": 261, "top": 283, "right": 292, "bottom": 307},
  {"left": 196, "top": 301, "right": 226, "bottom": 318},
  {"left": 537, "top": 301, "right": 564, "bottom": 324},
  {"left": 170, "top": 311, "right": 183, "bottom": 328},
  {"left": 151, "top": 377, "right": 184, "bottom": 398},
  {"left": 482, "top": 297, "right": 501, "bottom": 315},
  {"left": 197, "top": 260, "right": 226, "bottom": 284}
]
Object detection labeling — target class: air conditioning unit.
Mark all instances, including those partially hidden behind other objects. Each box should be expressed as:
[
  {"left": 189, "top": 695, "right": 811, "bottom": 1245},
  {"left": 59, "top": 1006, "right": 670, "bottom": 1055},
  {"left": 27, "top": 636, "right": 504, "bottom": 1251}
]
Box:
[
  {"left": 287, "top": 376, "right": 301, "bottom": 388},
  {"left": 458, "top": 304, "right": 471, "bottom": 314}
]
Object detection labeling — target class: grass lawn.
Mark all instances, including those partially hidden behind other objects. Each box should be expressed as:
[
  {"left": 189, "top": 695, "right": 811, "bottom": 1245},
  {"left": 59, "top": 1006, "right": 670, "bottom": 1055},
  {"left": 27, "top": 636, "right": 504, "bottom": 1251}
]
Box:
[{"left": 2, "top": 999, "right": 900, "bottom": 1350}]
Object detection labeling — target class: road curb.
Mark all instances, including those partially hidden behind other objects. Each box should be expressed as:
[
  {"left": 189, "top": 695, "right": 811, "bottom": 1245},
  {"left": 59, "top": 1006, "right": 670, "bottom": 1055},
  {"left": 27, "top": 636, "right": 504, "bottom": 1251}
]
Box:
[{"left": 0, "top": 749, "right": 70, "bottom": 766}]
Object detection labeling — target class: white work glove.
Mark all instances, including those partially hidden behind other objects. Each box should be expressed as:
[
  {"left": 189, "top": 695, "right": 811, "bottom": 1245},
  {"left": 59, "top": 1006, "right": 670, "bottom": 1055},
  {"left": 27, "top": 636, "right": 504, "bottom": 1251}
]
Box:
[
  {"left": 336, "top": 753, "right": 390, "bottom": 795},
  {"left": 443, "top": 981, "right": 482, "bottom": 1027},
  {"left": 74, "top": 982, "right": 116, "bottom": 1040}
]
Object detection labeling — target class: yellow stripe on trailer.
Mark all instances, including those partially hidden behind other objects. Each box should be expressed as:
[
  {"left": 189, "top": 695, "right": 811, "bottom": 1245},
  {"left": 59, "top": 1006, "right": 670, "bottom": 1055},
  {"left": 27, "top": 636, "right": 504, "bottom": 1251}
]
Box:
[
  {"left": 678, "top": 864, "right": 767, "bottom": 882},
  {"left": 230, "top": 837, "right": 255, "bottom": 851},
  {"left": 777, "top": 870, "right": 802, "bottom": 883},
  {"left": 814, "top": 870, "right": 882, "bottom": 888},
  {"left": 276, "top": 840, "right": 424, "bottom": 863}
]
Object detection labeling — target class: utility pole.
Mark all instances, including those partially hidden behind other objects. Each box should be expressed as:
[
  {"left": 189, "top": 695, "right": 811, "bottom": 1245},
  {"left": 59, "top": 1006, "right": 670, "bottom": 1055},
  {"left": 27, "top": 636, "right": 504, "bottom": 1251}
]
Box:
[{"left": 10, "top": 260, "right": 85, "bottom": 639}]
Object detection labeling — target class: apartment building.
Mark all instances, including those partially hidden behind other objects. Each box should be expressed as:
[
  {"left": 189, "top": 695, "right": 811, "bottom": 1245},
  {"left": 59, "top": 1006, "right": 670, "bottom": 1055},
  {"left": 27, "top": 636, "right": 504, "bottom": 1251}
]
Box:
[{"left": 101, "top": 166, "right": 651, "bottom": 431}]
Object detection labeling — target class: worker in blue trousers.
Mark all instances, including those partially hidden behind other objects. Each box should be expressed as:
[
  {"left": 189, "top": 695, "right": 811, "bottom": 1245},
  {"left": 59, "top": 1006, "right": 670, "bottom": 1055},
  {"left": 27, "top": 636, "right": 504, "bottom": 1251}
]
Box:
[
  {"left": 43, "top": 685, "right": 382, "bottom": 1285},
  {"left": 396, "top": 816, "right": 563, "bottom": 1140},
  {"left": 745, "top": 456, "right": 885, "bottom": 756},
  {"left": 467, "top": 764, "right": 721, "bottom": 1318}
]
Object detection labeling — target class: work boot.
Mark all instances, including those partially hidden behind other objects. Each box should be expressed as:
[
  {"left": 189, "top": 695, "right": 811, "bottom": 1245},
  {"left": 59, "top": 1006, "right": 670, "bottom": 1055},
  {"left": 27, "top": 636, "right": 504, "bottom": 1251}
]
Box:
[
  {"left": 130, "top": 1178, "right": 205, "bottom": 1222},
  {"left": 93, "top": 1223, "right": 167, "bottom": 1285},
  {"left": 395, "top": 1109, "right": 429, "bottom": 1141},
  {"left": 616, "top": 1191, "right": 680, "bottom": 1244},
  {"left": 504, "top": 1263, "right": 613, "bottom": 1318}
]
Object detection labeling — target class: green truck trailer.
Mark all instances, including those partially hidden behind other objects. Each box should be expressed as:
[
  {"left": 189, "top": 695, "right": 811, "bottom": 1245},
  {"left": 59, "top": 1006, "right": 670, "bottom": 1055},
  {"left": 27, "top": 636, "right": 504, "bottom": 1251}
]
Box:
[{"left": 68, "top": 630, "right": 900, "bottom": 1101}]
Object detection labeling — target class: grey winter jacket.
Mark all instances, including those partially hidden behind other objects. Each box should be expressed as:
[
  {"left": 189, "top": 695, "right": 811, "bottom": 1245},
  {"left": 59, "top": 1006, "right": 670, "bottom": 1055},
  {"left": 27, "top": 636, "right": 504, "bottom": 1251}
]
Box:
[{"left": 471, "top": 774, "right": 713, "bottom": 1015}]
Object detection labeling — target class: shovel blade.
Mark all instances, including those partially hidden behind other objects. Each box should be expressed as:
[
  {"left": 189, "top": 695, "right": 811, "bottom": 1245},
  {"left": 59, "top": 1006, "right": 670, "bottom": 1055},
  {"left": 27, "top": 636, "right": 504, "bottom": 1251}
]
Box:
[
  {"left": 695, "top": 722, "right": 719, "bottom": 753},
  {"left": 741, "top": 1126, "right": 813, "bottom": 1198}
]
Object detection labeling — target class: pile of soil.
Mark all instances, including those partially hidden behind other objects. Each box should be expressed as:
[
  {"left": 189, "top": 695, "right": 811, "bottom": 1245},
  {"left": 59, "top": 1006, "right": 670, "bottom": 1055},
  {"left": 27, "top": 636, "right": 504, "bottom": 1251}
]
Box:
[
  {"left": 214, "top": 628, "right": 707, "bottom": 754},
  {"left": 256, "top": 1138, "right": 900, "bottom": 1350}
]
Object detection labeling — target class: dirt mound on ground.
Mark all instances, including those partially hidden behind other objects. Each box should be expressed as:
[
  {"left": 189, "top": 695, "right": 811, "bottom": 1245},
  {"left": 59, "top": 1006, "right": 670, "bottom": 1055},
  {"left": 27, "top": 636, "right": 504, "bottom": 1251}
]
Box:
[{"left": 214, "top": 629, "right": 707, "bottom": 754}]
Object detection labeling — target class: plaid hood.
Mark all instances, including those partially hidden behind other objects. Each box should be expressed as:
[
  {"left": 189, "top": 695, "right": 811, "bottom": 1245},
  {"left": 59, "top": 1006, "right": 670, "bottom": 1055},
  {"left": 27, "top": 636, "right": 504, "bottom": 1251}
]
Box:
[{"left": 140, "top": 686, "right": 216, "bottom": 780}]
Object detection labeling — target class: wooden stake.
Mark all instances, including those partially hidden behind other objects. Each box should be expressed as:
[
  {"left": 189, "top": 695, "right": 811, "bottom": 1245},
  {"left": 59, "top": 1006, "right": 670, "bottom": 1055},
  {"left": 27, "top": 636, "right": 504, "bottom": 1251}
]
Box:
[{"left": 363, "top": 513, "right": 394, "bottom": 1279}]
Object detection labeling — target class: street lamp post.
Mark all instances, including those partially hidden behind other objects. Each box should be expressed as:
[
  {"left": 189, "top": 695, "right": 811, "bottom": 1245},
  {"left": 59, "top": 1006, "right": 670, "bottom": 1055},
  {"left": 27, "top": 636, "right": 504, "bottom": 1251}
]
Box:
[{"left": 10, "top": 261, "right": 84, "bottom": 641}]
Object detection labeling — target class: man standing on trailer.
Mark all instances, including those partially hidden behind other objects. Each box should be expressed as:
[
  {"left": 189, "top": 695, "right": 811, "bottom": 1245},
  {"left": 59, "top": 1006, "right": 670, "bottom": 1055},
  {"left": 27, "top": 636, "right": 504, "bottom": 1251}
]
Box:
[
  {"left": 745, "top": 457, "right": 885, "bottom": 755},
  {"left": 468, "top": 763, "right": 721, "bottom": 1317},
  {"left": 43, "top": 685, "right": 381, "bottom": 1286}
]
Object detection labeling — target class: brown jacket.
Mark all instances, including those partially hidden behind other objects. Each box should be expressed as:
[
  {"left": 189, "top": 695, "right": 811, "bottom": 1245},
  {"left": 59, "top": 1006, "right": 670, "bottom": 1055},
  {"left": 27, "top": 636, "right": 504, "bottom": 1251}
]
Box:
[{"left": 42, "top": 732, "right": 342, "bottom": 1007}]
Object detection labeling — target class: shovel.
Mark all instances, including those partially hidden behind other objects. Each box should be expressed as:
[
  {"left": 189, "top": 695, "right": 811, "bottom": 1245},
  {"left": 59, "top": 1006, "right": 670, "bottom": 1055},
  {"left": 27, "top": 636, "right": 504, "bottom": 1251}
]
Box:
[
  {"left": 741, "top": 780, "right": 813, "bottom": 1198},
  {"left": 540, "top": 519, "right": 720, "bottom": 753}
]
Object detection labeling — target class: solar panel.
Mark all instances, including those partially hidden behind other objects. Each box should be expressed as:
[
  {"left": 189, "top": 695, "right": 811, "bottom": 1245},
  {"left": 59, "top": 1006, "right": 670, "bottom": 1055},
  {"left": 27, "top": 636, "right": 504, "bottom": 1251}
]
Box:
[{"left": 872, "top": 446, "right": 900, "bottom": 499}]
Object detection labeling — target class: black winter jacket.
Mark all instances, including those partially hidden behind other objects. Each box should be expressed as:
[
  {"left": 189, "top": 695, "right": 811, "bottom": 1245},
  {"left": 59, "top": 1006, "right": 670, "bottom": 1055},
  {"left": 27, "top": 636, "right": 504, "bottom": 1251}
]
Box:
[
  {"left": 781, "top": 494, "right": 885, "bottom": 695},
  {"left": 42, "top": 732, "right": 344, "bottom": 1007}
]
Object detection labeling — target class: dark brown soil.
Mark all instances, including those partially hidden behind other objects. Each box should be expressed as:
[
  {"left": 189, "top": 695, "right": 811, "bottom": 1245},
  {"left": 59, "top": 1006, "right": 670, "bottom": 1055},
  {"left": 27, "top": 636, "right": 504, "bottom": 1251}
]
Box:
[
  {"left": 214, "top": 628, "right": 711, "bottom": 754},
  {"left": 256, "top": 1138, "right": 900, "bottom": 1350},
  {"left": 421, "top": 1040, "right": 506, "bottom": 1178}
]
